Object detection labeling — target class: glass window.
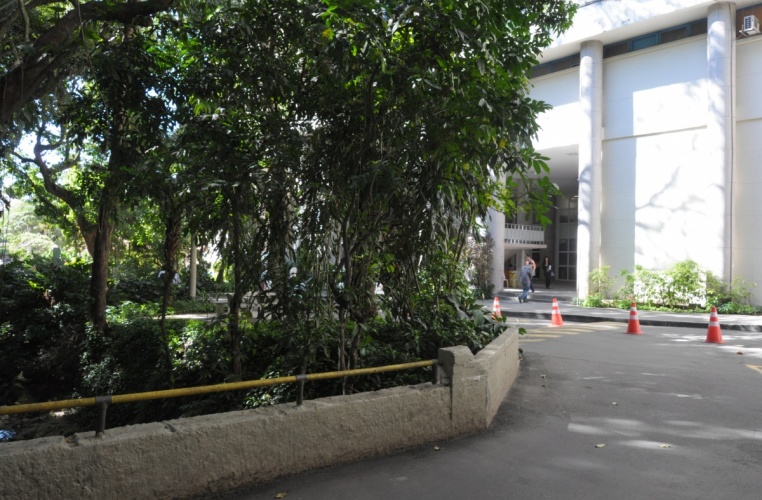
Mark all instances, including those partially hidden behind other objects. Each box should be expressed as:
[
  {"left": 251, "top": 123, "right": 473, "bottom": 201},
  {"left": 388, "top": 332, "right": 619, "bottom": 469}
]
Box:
[
  {"left": 689, "top": 20, "right": 707, "bottom": 37},
  {"left": 531, "top": 65, "right": 552, "bottom": 78},
  {"left": 604, "top": 42, "right": 629, "bottom": 58},
  {"left": 632, "top": 34, "right": 658, "bottom": 51},
  {"left": 661, "top": 26, "right": 687, "bottom": 44}
]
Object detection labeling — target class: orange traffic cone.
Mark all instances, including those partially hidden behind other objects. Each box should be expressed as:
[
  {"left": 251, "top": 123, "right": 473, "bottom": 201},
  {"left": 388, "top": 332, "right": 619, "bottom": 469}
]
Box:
[
  {"left": 492, "top": 296, "right": 502, "bottom": 319},
  {"left": 626, "top": 302, "right": 643, "bottom": 334},
  {"left": 550, "top": 298, "right": 564, "bottom": 327},
  {"left": 705, "top": 306, "right": 724, "bottom": 343}
]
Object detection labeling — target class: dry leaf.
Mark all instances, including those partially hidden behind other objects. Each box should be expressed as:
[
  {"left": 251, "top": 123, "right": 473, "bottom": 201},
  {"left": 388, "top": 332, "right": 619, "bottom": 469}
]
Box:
[
  {"left": 434, "top": 445, "right": 441, "bottom": 451},
  {"left": 275, "top": 493, "right": 288, "bottom": 499},
  {"left": 595, "top": 444, "right": 606, "bottom": 448},
  {"left": 540, "top": 374, "right": 546, "bottom": 379},
  {"left": 737, "top": 352, "right": 744, "bottom": 355},
  {"left": 659, "top": 444, "right": 671, "bottom": 448},
  {"left": 612, "top": 402, "right": 618, "bottom": 406}
]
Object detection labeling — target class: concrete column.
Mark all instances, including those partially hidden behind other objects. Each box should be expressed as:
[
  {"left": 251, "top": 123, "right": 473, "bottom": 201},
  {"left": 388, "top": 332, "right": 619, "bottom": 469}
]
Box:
[
  {"left": 576, "top": 40, "right": 603, "bottom": 299},
  {"left": 487, "top": 208, "right": 506, "bottom": 292},
  {"left": 707, "top": 3, "right": 735, "bottom": 282},
  {"left": 437, "top": 345, "right": 486, "bottom": 431}
]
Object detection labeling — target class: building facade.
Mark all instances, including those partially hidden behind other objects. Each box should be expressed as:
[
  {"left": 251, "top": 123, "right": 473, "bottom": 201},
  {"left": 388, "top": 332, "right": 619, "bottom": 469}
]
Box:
[{"left": 491, "top": 0, "right": 762, "bottom": 305}]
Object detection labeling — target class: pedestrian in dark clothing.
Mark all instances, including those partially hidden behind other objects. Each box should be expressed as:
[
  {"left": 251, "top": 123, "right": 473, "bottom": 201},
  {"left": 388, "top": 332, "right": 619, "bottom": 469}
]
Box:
[{"left": 542, "top": 256, "right": 553, "bottom": 289}]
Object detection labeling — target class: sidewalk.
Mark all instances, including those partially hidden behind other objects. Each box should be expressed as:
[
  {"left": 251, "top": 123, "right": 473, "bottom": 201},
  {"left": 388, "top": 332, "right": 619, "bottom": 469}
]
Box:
[{"left": 483, "top": 280, "right": 762, "bottom": 332}]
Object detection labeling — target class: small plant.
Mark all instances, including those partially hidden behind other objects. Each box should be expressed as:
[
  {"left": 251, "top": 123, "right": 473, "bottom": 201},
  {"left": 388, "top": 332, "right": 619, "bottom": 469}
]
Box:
[
  {"left": 609, "top": 260, "right": 758, "bottom": 314},
  {"left": 727, "top": 276, "right": 756, "bottom": 306},
  {"left": 581, "top": 293, "right": 606, "bottom": 308},
  {"left": 588, "top": 265, "right": 615, "bottom": 299},
  {"left": 663, "top": 260, "right": 705, "bottom": 308}
]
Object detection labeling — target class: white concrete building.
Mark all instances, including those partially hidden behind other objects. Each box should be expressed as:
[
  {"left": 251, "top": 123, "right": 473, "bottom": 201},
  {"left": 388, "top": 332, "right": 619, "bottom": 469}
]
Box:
[{"left": 491, "top": 0, "right": 762, "bottom": 305}]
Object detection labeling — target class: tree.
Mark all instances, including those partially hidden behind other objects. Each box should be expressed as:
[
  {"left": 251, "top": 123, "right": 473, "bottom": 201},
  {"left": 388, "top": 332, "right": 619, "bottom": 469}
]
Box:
[
  {"left": 0, "top": 0, "right": 175, "bottom": 132},
  {"left": 2, "top": 0, "right": 576, "bottom": 388},
  {"left": 294, "top": 0, "right": 575, "bottom": 375},
  {"left": 3, "top": 14, "right": 179, "bottom": 332}
]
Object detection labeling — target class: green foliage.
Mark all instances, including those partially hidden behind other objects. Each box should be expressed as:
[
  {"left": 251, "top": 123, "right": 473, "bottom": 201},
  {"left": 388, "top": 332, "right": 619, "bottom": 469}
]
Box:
[
  {"left": 2, "top": 0, "right": 579, "bottom": 430},
  {"left": 608, "top": 260, "right": 759, "bottom": 314},
  {"left": 467, "top": 232, "right": 496, "bottom": 299},
  {"left": 663, "top": 260, "right": 705, "bottom": 307},
  {"left": 0, "top": 257, "right": 90, "bottom": 405},
  {"left": 581, "top": 293, "right": 606, "bottom": 308},
  {"left": 79, "top": 317, "right": 175, "bottom": 426},
  {"left": 588, "top": 265, "right": 615, "bottom": 299}
]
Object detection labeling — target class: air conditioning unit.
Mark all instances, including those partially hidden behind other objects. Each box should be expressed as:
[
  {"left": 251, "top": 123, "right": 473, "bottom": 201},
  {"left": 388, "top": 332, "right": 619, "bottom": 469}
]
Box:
[{"left": 742, "top": 15, "right": 760, "bottom": 35}]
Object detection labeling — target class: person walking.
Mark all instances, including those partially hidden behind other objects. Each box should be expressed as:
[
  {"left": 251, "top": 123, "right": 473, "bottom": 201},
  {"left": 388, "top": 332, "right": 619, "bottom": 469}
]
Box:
[
  {"left": 542, "top": 256, "right": 553, "bottom": 289},
  {"left": 527, "top": 256, "right": 536, "bottom": 293},
  {"left": 518, "top": 257, "right": 534, "bottom": 303}
]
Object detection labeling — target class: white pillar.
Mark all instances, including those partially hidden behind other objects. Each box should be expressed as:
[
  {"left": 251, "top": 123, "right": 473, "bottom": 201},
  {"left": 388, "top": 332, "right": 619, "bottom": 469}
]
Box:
[
  {"left": 487, "top": 208, "right": 505, "bottom": 292},
  {"left": 189, "top": 234, "right": 197, "bottom": 299},
  {"left": 707, "top": 3, "right": 735, "bottom": 282},
  {"left": 577, "top": 40, "right": 603, "bottom": 299}
]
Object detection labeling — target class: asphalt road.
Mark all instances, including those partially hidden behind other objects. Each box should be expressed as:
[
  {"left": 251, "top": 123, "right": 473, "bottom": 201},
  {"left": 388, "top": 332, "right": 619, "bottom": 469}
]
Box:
[{"left": 210, "top": 320, "right": 762, "bottom": 500}]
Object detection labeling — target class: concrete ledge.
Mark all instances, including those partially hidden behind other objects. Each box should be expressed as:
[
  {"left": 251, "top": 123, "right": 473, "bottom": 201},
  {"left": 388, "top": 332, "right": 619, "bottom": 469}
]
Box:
[{"left": 0, "top": 326, "right": 520, "bottom": 499}]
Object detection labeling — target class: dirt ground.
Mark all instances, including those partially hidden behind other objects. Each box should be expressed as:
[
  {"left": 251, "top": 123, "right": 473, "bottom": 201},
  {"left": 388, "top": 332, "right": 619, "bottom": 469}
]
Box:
[{"left": 0, "top": 410, "right": 86, "bottom": 442}]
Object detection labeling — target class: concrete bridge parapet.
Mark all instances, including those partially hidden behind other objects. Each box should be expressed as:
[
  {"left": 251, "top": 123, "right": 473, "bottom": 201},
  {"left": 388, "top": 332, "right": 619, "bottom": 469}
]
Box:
[{"left": 0, "top": 325, "right": 520, "bottom": 499}]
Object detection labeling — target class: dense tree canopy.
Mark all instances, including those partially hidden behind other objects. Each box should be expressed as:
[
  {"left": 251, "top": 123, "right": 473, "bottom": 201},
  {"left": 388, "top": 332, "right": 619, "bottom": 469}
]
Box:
[{"left": 1, "top": 0, "right": 576, "bottom": 414}]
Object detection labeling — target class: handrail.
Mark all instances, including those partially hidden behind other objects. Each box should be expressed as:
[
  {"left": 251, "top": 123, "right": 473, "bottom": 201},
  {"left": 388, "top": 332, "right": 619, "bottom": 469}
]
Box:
[{"left": 0, "top": 359, "right": 439, "bottom": 437}]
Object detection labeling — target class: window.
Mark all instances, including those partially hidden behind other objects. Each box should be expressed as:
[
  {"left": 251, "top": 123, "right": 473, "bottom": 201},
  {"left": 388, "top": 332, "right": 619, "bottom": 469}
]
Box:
[
  {"left": 534, "top": 19, "right": 709, "bottom": 78},
  {"left": 558, "top": 238, "right": 577, "bottom": 281},
  {"left": 558, "top": 197, "right": 578, "bottom": 224},
  {"left": 632, "top": 34, "right": 658, "bottom": 51}
]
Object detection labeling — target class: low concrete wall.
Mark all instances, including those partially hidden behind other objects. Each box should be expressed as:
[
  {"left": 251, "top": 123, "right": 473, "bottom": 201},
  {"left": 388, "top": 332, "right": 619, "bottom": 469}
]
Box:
[{"left": 0, "top": 326, "right": 519, "bottom": 500}]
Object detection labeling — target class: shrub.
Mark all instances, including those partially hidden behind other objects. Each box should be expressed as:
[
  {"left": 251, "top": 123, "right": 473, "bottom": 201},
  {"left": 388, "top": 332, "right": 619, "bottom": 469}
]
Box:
[
  {"left": 663, "top": 260, "right": 705, "bottom": 307},
  {"left": 612, "top": 260, "right": 758, "bottom": 314},
  {"left": 0, "top": 257, "right": 90, "bottom": 405},
  {"left": 588, "top": 265, "right": 615, "bottom": 299},
  {"left": 581, "top": 293, "right": 606, "bottom": 308}
]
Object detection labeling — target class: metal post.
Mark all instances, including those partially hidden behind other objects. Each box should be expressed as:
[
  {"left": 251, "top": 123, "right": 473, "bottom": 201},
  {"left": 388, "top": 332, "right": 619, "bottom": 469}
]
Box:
[
  {"left": 296, "top": 374, "right": 307, "bottom": 405},
  {"left": 95, "top": 396, "right": 112, "bottom": 438}
]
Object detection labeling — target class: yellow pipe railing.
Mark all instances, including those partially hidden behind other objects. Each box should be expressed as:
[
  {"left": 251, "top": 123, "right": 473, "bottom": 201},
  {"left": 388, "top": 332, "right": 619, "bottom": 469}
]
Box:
[{"left": 0, "top": 359, "right": 438, "bottom": 436}]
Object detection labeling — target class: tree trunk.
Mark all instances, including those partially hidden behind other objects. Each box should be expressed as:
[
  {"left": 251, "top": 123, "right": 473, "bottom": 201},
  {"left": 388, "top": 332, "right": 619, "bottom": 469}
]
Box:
[
  {"left": 158, "top": 208, "right": 182, "bottom": 385},
  {"left": 89, "top": 194, "right": 115, "bottom": 334},
  {"left": 228, "top": 190, "right": 243, "bottom": 380}
]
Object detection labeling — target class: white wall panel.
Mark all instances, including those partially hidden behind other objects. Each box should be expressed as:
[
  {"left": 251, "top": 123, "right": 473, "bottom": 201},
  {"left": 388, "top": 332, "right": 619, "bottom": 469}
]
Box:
[
  {"left": 601, "top": 129, "right": 724, "bottom": 273},
  {"left": 532, "top": 70, "right": 581, "bottom": 150},
  {"left": 603, "top": 39, "right": 706, "bottom": 139},
  {"left": 736, "top": 38, "right": 762, "bottom": 121},
  {"left": 734, "top": 36, "right": 762, "bottom": 303}
]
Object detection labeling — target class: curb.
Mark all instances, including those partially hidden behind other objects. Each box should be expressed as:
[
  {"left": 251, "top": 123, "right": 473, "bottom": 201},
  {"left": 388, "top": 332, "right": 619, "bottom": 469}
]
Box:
[{"left": 498, "top": 310, "right": 762, "bottom": 333}]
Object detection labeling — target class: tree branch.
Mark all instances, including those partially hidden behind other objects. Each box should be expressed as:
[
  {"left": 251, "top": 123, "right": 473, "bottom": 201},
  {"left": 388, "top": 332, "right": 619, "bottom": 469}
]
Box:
[{"left": 1, "top": 0, "right": 174, "bottom": 127}]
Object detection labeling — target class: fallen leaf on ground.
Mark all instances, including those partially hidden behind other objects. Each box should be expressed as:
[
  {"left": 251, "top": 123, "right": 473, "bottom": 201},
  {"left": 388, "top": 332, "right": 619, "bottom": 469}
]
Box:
[
  {"left": 434, "top": 445, "right": 441, "bottom": 451},
  {"left": 275, "top": 493, "right": 288, "bottom": 499},
  {"left": 595, "top": 444, "right": 606, "bottom": 448},
  {"left": 659, "top": 444, "right": 671, "bottom": 448},
  {"left": 737, "top": 352, "right": 744, "bottom": 355}
]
